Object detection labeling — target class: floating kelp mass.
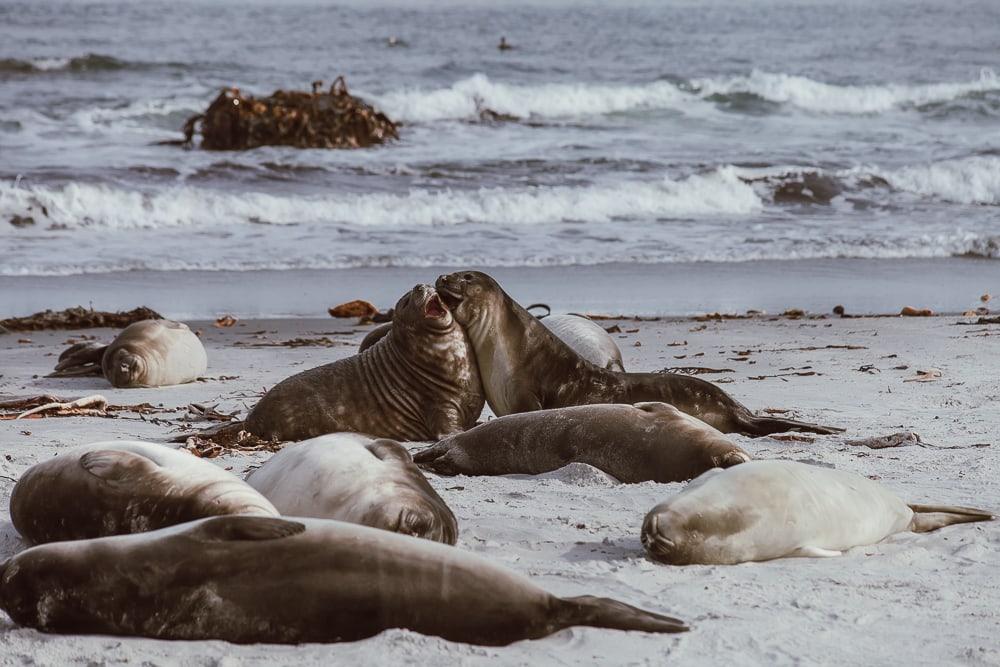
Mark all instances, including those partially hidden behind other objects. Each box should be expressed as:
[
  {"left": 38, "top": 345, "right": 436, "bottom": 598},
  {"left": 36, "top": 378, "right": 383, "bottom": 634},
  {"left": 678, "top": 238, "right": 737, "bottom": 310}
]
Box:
[{"left": 177, "top": 77, "right": 399, "bottom": 150}]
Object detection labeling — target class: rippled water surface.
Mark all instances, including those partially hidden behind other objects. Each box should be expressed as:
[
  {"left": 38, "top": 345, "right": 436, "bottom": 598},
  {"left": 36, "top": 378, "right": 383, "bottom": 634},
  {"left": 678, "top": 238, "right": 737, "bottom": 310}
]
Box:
[{"left": 1, "top": 0, "right": 998, "bottom": 276}]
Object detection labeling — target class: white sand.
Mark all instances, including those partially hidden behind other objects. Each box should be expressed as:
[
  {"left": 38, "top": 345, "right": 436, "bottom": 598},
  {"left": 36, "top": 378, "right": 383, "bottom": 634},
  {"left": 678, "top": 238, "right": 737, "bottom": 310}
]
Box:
[{"left": 1, "top": 314, "right": 997, "bottom": 665}]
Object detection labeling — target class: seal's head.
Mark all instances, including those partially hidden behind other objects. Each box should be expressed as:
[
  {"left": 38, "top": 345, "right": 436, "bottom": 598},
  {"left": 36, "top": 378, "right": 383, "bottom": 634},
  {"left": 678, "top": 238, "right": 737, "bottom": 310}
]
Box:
[
  {"left": 435, "top": 271, "right": 504, "bottom": 328},
  {"left": 105, "top": 348, "right": 147, "bottom": 387},
  {"left": 392, "top": 284, "right": 454, "bottom": 338}
]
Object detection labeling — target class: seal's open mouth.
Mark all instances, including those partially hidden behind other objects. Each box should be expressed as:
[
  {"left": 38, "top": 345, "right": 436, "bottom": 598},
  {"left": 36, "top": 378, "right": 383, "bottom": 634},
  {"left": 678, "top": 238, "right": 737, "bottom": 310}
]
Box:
[
  {"left": 436, "top": 286, "right": 463, "bottom": 309},
  {"left": 424, "top": 293, "right": 448, "bottom": 319}
]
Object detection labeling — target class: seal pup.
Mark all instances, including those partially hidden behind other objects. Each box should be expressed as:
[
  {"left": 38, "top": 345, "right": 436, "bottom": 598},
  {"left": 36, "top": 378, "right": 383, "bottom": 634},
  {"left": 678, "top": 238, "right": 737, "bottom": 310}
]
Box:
[
  {"left": 415, "top": 402, "right": 749, "bottom": 483},
  {"left": 359, "top": 313, "right": 624, "bottom": 371},
  {"left": 0, "top": 515, "right": 689, "bottom": 644},
  {"left": 435, "top": 271, "right": 839, "bottom": 437},
  {"left": 10, "top": 441, "right": 278, "bottom": 544},
  {"left": 641, "top": 460, "right": 994, "bottom": 565},
  {"left": 246, "top": 433, "right": 457, "bottom": 544},
  {"left": 245, "top": 284, "right": 484, "bottom": 442},
  {"left": 52, "top": 319, "right": 207, "bottom": 388}
]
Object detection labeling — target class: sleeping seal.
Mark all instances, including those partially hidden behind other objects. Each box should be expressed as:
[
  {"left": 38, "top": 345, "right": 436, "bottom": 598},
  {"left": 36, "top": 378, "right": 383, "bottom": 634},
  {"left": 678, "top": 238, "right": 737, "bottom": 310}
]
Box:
[
  {"left": 246, "top": 433, "right": 457, "bottom": 544},
  {"left": 245, "top": 284, "right": 484, "bottom": 442},
  {"left": 0, "top": 515, "right": 688, "bottom": 644},
  {"left": 10, "top": 441, "right": 278, "bottom": 544},
  {"left": 435, "top": 271, "right": 839, "bottom": 437},
  {"left": 52, "top": 319, "right": 207, "bottom": 388},
  {"left": 415, "top": 402, "right": 749, "bottom": 483},
  {"left": 358, "top": 313, "right": 624, "bottom": 372},
  {"left": 641, "top": 460, "right": 994, "bottom": 565}
]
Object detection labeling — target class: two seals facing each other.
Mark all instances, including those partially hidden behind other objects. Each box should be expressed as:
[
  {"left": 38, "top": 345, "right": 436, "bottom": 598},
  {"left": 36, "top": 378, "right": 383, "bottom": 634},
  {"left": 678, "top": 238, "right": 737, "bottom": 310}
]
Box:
[
  {"left": 10, "top": 441, "right": 277, "bottom": 544},
  {"left": 435, "top": 271, "right": 839, "bottom": 437},
  {"left": 244, "top": 284, "right": 484, "bottom": 442},
  {"left": 415, "top": 402, "right": 749, "bottom": 483},
  {"left": 360, "top": 313, "right": 626, "bottom": 373},
  {"left": 641, "top": 460, "right": 994, "bottom": 565},
  {"left": 0, "top": 515, "right": 689, "bottom": 645},
  {"left": 52, "top": 319, "right": 208, "bottom": 388},
  {"left": 246, "top": 433, "right": 457, "bottom": 544}
]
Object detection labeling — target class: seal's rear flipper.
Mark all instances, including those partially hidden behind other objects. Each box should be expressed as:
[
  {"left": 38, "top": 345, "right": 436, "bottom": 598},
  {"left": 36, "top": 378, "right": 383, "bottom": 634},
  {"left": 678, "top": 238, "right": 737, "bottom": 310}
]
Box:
[
  {"left": 744, "top": 415, "right": 844, "bottom": 437},
  {"left": 907, "top": 504, "right": 994, "bottom": 533},
  {"left": 556, "top": 595, "right": 688, "bottom": 635},
  {"left": 49, "top": 342, "right": 107, "bottom": 377}
]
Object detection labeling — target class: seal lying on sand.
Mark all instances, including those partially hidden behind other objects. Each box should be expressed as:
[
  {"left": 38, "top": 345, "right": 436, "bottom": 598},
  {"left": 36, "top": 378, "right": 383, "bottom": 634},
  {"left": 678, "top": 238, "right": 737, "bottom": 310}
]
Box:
[
  {"left": 434, "top": 271, "right": 839, "bottom": 437},
  {"left": 415, "top": 402, "right": 748, "bottom": 483},
  {"left": 359, "top": 313, "right": 625, "bottom": 371},
  {"left": 641, "top": 460, "right": 994, "bottom": 565},
  {"left": 52, "top": 319, "right": 207, "bottom": 388},
  {"left": 10, "top": 441, "right": 278, "bottom": 544},
  {"left": 245, "top": 284, "right": 484, "bottom": 442},
  {"left": 246, "top": 433, "right": 457, "bottom": 544},
  {"left": 0, "top": 515, "right": 689, "bottom": 644}
]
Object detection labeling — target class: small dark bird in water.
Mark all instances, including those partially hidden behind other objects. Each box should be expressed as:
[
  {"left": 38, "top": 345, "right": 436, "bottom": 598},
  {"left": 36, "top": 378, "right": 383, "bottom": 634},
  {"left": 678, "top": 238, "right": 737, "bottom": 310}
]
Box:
[{"left": 498, "top": 36, "right": 512, "bottom": 51}]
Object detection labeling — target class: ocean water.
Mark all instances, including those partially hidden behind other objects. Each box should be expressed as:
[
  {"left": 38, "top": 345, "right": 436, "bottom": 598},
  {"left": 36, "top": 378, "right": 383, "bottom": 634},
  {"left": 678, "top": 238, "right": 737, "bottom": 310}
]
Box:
[{"left": 1, "top": 0, "right": 998, "bottom": 281}]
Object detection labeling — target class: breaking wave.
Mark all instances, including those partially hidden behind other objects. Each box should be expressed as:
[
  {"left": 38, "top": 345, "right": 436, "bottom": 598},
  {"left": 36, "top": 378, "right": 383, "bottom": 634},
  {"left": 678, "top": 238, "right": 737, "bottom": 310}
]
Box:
[
  {"left": 0, "top": 53, "right": 135, "bottom": 74},
  {"left": 0, "top": 167, "right": 762, "bottom": 231},
  {"left": 368, "top": 70, "right": 1000, "bottom": 122}
]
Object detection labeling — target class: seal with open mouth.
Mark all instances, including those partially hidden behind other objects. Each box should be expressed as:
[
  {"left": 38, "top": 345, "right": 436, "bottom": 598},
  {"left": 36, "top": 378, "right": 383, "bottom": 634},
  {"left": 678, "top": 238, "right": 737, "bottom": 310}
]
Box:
[
  {"left": 244, "top": 284, "right": 484, "bottom": 442},
  {"left": 434, "top": 271, "right": 840, "bottom": 437}
]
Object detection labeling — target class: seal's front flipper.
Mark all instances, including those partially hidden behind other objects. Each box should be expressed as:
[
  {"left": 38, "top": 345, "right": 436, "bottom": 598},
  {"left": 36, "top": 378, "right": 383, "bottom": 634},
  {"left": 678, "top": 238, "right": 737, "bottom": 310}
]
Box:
[
  {"left": 50, "top": 342, "right": 107, "bottom": 377},
  {"left": 80, "top": 449, "right": 159, "bottom": 482},
  {"left": 907, "top": 504, "right": 994, "bottom": 533},
  {"left": 188, "top": 516, "right": 306, "bottom": 542},
  {"left": 556, "top": 595, "right": 688, "bottom": 636},
  {"left": 412, "top": 442, "right": 457, "bottom": 474},
  {"left": 790, "top": 546, "right": 842, "bottom": 558}
]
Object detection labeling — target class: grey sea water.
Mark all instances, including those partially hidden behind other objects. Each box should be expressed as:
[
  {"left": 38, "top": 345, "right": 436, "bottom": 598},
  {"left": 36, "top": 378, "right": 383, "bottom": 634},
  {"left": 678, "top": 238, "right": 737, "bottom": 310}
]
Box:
[{"left": 0, "top": 0, "right": 997, "bottom": 313}]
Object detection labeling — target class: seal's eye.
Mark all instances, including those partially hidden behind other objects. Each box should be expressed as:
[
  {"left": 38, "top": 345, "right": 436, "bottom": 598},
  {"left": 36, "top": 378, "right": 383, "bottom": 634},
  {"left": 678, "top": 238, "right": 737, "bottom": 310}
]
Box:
[{"left": 462, "top": 273, "right": 474, "bottom": 281}]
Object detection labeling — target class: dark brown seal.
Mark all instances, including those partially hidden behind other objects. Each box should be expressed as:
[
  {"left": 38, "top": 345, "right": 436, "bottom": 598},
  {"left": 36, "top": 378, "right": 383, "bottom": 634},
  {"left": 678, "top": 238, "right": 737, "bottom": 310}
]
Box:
[
  {"left": 0, "top": 515, "right": 688, "bottom": 645},
  {"left": 434, "top": 271, "right": 840, "bottom": 437},
  {"left": 245, "top": 284, "right": 484, "bottom": 441},
  {"left": 415, "top": 402, "right": 750, "bottom": 482}
]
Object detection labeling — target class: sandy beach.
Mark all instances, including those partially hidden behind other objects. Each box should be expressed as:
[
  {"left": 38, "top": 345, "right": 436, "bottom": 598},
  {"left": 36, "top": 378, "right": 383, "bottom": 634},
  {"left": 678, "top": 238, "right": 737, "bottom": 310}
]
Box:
[{"left": 1, "top": 311, "right": 997, "bottom": 666}]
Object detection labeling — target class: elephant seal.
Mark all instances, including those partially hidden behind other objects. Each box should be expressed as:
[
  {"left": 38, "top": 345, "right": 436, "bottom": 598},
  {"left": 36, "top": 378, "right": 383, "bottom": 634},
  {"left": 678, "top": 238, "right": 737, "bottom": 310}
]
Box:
[
  {"left": 415, "top": 402, "right": 749, "bottom": 483},
  {"left": 0, "top": 515, "right": 688, "bottom": 644},
  {"left": 10, "top": 441, "right": 278, "bottom": 544},
  {"left": 52, "top": 319, "right": 207, "bottom": 387},
  {"left": 245, "top": 284, "right": 484, "bottom": 442},
  {"left": 359, "top": 314, "right": 624, "bottom": 371},
  {"left": 435, "top": 271, "right": 839, "bottom": 437},
  {"left": 641, "top": 460, "right": 994, "bottom": 565},
  {"left": 246, "top": 433, "right": 457, "bottom": 544}
]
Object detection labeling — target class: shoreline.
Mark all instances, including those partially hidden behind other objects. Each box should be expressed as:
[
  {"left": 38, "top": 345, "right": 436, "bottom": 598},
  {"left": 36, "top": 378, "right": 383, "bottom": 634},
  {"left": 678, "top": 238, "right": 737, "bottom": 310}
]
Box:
[{"left": 0, "top": 257, "right": 995, "bottom": 320}]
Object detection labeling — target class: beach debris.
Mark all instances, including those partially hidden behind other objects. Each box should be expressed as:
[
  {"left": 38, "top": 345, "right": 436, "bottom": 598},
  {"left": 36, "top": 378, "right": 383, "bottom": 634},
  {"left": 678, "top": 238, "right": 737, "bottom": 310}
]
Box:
[
  {"left": 0, "top": 306, "right": 162, "bottom": 332},
  {"left": 782, "top": 308, "right": 806, "bottom": 318},
  {"left": 9, "top": 215, "right": 34, "bottom": 228},
  {"left": 769, "top": 433, "right": 817, "bottom": 443},
  {"left": 660, "top": 367, "right": 735, "bottom": 375},
  {"left": 179, "top": 78, "right": 398, "bottom": 151},
  {"left": 604, "top": 325, "right": 622, "bottom": 334},
  {"left": 234, "top": 336, "right": 353, "bottom": 348},
  {"left": 900, "top": 306, "right": 933, "bottom": 317},
  {"left": 11, "top": 395, "right": 108, "bottom": 420},
  {"left": 845, "top": 431, "right": 991, "bottom": 450},
  {"left": 982, "top": 293, "right": 991, "bottom": 303},
  {"left": 181, "top": 430, "right": 283, "bottom": 458},
  {"left": 184, "top": 403, "right": 239, "bottom": 423},
  {"left": 214, "top": 314, "right": 238, "bottom": 328},
  {"left": 903, "top": 368, "right": 942, "bottom": 382},
  {"left": 329, "top": 299, "right": 379, "bottom": 320},
  {"left": 956, "top": 315, "right": 1000, "bottom": 325},
  {"left": 498, "top": 36, "right": 513, "bottom": 51},
  {"left": 748, "top": 371, "right": 819, "bottom": 381},
  {"left": 857, "top": 364, "right": 880, "bottom": 374},
  {"left": 833, "top": 304, "right": 845, "bottom": 316},
  {"left": 526, "top": 303, "right": 551, "bottom": 318}
]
